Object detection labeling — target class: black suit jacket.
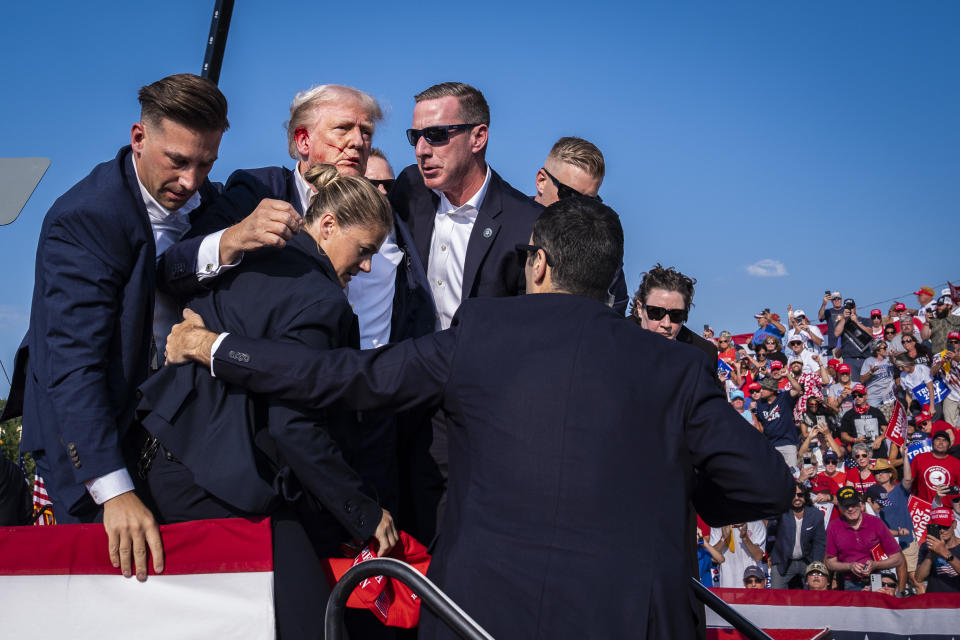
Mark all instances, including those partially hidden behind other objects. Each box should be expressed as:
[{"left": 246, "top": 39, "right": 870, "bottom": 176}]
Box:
[
  {"left": 208, "top": 293, "right": 794, "bottom": 639},
  {"left": 768, "top": 506, "right": 827, "bottom": 574},
  {"left": 1, "top": 147, "right": 220, "bottom": 517},
  {"left": 138, "top": 231, "right": 381, "bottom": 542},
  {"left": 159, "top": 166, "right": 436, "bottom": 342}
]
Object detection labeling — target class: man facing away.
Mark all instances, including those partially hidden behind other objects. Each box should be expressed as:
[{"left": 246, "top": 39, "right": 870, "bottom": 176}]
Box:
[{"left": 164, "top": 196, "right": 794, "bottom": 639}]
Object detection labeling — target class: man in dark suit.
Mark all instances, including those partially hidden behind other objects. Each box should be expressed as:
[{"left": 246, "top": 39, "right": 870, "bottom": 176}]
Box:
[
  {"left": 165, "top": 197, "right": 794, "bottom": 638},
  {"left": 0, "top": 74, "right": 293, "bottom": 581},
  {"left": 768, "top": 483, "right": 827, "bottom": 589}
]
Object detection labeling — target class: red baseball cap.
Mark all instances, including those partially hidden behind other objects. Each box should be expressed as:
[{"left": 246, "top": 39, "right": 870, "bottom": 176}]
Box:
[
  {"left": 870, "top": 309, "right": 882, "bottom": 317},
  {"left": 930, "top": 507, "right": 954, "bottom": 527},
  {"left": 914, "top": 286, "right": 935, "bottom": 297},
  {"left": 827, "top": 358, "right": 840, "bottom": 370},
  {"left": 770, "top": 361, "right": 784, "bottom": 370},
  {"left": 894, "top": 302, "right": 907, "bottom": 312},
  {"left": 915, "top": 411, "right": 932, "bottom": 425},
  {"left": 837, "top": 363, "right": 851, "bottom": 374},
  {"left": 948, "top": 331, "right": 960, "bottom": 341},
  {"left": 852, "top": 383, "right": 866, "bottom": 393},
  {"left": 747, "top": 382, "right": 761, "bottom": 391}
]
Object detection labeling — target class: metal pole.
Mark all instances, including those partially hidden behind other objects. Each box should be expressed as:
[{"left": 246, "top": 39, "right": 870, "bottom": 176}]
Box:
[
  {"left": 325, "top": 558, "right": 494, "bottom": 640},
  {"left": 689, "top": 577, "right": 774, "bottom": 640},
  {"left": 200, "top": 0, "right": 234, "bottom": 84}
]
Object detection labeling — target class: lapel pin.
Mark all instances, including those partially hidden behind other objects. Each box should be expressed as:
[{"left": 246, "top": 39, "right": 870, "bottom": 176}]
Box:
[{"left": 482, "top": 227, "right": 492, "bottom": 238}]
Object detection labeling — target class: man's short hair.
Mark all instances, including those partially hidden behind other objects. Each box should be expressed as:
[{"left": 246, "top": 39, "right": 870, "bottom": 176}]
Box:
[
  {"left": 369, "top": 147, "right": 388, "bottom": 161},
  {"left": 285, "top": 84, "right": 383, "bottom": 159},
  {"left": 414, "top": 82, "right": 490, "bottom": 126},
  {"left": 631, "top": 265, "right": 697, "bottom": 315},
  {"left": 547, "top": 137, "right": 605, "bottom": 181},
  {"left": 531, "top": 196, "right": 623, "bottom": 303},
  {"left": 138, "top": 73, "right": 229, "bottom": 132}
]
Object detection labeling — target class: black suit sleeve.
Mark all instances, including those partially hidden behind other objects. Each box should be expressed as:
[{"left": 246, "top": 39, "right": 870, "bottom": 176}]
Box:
[
  {"left": 810, "top": 510, "right": 826, "bottom": 562},
  {"left": 684, "top": 351, "right": 794, "bottom": 526},
  {"left": 213, "top": 329, "right": 456, "bottom": 413},
  {"left": 265, "top": 299, "right": 380, "bottom": 541}
]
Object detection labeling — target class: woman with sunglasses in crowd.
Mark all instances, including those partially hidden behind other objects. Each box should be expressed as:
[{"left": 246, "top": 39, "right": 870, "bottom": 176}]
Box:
[
  {"left": 900, "top": 333, "right": 932, "bottom": 367},
  {"left": 846, "top": 443, "right": 879, "bottom": 493}
]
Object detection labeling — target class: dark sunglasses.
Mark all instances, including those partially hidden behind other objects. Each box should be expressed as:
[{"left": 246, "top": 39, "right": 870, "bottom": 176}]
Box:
[
  {"left": 902, "top": 338, "right": 915, "bottom": 343},
  {"left": 367, "top": 178, "right": 395, "bottom": 193},
  {"left": 515, "top": 243, "right": 554, "bottom": 267},
  {"left": 405, "top": 123, "right": 480, "bottom": 146},
  {"left": 643, "top": 305, "right": 687, "bottom": 323},
  {"left": 542, "top": 167, "right": 602, "bottom": 202},
  {"left": 853, "top": 392, "right": 866, "bottom": 397},
  {"left": 884, "top": 330, "right": 896, "bottom": 334},
  {"left": 881, "top": 581, "right": 897, "bottom": 588},
  {"left": 855, "top": 453, "right": 870, "bottom": 458},
  {"left": 718, "top": 338, "right": 730, "bottom": 343},
  {"left": 750, "top": 389, "right": 761, "bottom": 393}
]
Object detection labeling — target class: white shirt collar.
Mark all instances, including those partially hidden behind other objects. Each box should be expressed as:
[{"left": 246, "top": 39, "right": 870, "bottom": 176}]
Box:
[
  {"left": 293, "top": 162, "right": 312, "bottom": 215},
  {"left": 131, "top": 155, "right": 202, "bottom": 224},
  {"left": 433, "top": 165, "right": 492, "bottom": 217}
]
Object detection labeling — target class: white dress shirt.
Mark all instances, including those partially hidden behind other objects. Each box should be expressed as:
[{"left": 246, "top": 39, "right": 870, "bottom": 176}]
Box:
[
  {"left": 295, "top": 165, "right": 404, "bottom": 349},
  {"left": 427, "top": 166, "right": 492, "bottom": 330},
  {"left": 85, "top": 162, "right": 231, "bottom": 505}
]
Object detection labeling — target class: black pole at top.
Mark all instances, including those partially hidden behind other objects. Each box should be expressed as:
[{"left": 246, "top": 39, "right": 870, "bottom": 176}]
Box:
[{"left": 201, "top": 0, "right": 234, "bottom": 85}]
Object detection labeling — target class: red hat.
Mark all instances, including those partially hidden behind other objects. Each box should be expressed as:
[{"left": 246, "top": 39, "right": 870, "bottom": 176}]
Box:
[
  {"left": 948, "top": 331, "right": 960, "bottom": 341},
  {"left": 324, "top": 532, "right": 431, "bottom": 628},
  {"left": 894, "top": 302, "right": 907, "bottom": 312},
  {"left": 914, "top": 286, "right": 935, "bottom": 297},
  {"left": 930, "top": 507, "right": 954, "bottom": 527},
  {"left": 870, "top": 309, "right": 882, "bottom": 317},
  {"left": 852, "top": 383, "right": 866, "bottom": 393},
  {"left": 747, "top": 382, "right": 761, "bottom": 391},
  {"left": 771, "top": 313, "right": 781, "bottom": 321},
  {"left": 837, "top": 363, "right": 851, "bottom": 374},
  {"left": 915, "top": 411, "right": 932, "bottom": 425},
  {"left": 770, "top": 360, "right": 784, "bottom": 370},
  {"left": 827, "top": 358, "right": 840, "bottom": 370}
]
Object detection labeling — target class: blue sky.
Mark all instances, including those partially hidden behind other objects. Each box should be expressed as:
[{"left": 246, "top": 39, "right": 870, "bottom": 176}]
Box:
[{"left": 2, "top": 2, "right": 959, "bottom": 396}]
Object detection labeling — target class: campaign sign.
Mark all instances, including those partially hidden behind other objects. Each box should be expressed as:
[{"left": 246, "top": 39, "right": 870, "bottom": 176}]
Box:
[
  {"left": 870, "top": 543, "right": 888, "bottom": 562},
  {"left": 718, "top": 359, "right": 733, "bottom": 377},
  {"left": 911, "top": 378, "right": 951, "bottom": 405},
  {"left": 905, "top": 438, "right": 933, "bottom": 465},
  {"left": 883, "top": 401, "right": 907, "bottom": 447},
  {"left": 908, "top": 495, "right": 933, "bottom": 545}
]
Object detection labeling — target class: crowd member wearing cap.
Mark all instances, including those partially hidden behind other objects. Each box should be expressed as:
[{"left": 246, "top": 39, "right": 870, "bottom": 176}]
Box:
[
  {"left": 896, "top": 354, "right": 935, "bottom": 415},
  {"left": 874, "top": 570, "right": 900, "bottom": 595},
  {"left": 889, "top": 305, "right": 925, "bottom": 357},
  {"left": 786, "top": 334, "right": 824, "bottom": 376},
  {"left": 787, "top": 305, "right": 824, "bottom": 352},
  {"left": 825, "top": 486, "right": 903, "bottom": 591},
  {"left": 825, "top": 358, "right": 841, "bottom": 384},
  {"left": 860, "top": 340, "right": 897, "bottom": 422},
  {"left": 868, "top": 309, "right": 886, "bottom": 340},
  {"left": 890, "top": 301, "right": 924, "bottom": 333},
  {"left": 750, "top": 309, "right": 786, "bottom": 349},
  {"left": 730, "top": 390, "right": 757, "bottom": 428},
  {"left": 840, "top": 385, "right": 889, "bottom": 460},
  {"left": 922, "top": 298, "right": 960, "bottom": 354},
  {"left": 810, "top": 478, "right": 840, "bottom": 529},
  {"left": 709, "top": 521, "right": 767, "bottom": 588},
  {"left": 816, "top": 451, "right": 847, "bottom": 495},
  {"left": 798, "top": 411, "right": 844, "bottom": 471},
  {"left": 865, "top": 459, "right": 919, "bottom": 595},
  {"left": 717, "top": 330, "right": 736, "bottom": 363},
  {"left": 914, "top": 285, "right": 938, "bottom": 322},
  {"left": 768, "top": 360, "right": 791, "bottom": 391},
  {"left": 742, "top": 566, "right": 767, "bottom": 590},
  {"left": 834, "top": 298, "right": 872, "bottom": 382},
  {"left": 819, "top": 291, "right": 845, "bottom": 353},
  {"left": 915, "top": 507, "right": 960, "bottom": 593},
  {"left": 768, "top": 483, "right": 827, "bottom": 589},
  {"left": 756, "top": 373, "right": 803, "bottom": 466},
  {"left": 702, "top": 325, "right": 716, "bottom": 342},
  {"left": 910, "top": 429, "right": 960, "bottom": 509},
  {"left": 931, "top": 332, "right": 960, "bottom": 426},
  {"left": 804, "top": 561, "right": 831, "bottom": 591},
  {"left": 825, "top": 363, "right": 855, "bottom": 416}
]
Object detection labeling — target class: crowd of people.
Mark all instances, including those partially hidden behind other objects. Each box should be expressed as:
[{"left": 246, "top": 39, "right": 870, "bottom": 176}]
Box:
[{"left": 693, "top": 286, "right": 960, "bottom": 596}]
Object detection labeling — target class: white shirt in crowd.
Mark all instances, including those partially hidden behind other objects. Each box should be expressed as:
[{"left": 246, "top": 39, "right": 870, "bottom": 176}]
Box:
[
  {"left": 787, "top": 325, "right": 824, "bottom": 354},
  {"left": 427, "top": 166, "right": 492, "bottom": 330},
  {"left": 708, "top": 520, "right": 767, "bottom": 588}
]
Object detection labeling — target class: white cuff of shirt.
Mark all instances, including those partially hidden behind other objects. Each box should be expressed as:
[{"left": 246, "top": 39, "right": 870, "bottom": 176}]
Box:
[
  {"left": 85, "top": 468, "right": 135, "bottom": 505},
  {"left": 198, "top": 229, "right": 240, "bottom": 280},
  {"left": 210, "top": 332, "right": 230, "bottom": 377}
]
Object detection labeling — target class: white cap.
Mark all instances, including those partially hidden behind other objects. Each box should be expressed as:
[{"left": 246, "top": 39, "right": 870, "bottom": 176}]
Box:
[
  {"left": 943, "top": 288, "right": 952, "bottom": 296},
  {"left": 831, "top": 291, "right": 841, "bottom": 299},
  {"left": 794, "top": 309, "right": 806, "bottom": 318}
]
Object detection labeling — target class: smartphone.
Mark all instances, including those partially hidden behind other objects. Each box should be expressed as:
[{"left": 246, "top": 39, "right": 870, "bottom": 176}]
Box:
[
  {"left": 870, "top": 573, "right": 882, "bottom": 591},
  {"left": 803, "top": 455, "right": 812, "bottom": 466},
  {"left": 825, "top": 290, "right": 831, "bottom": 296}
]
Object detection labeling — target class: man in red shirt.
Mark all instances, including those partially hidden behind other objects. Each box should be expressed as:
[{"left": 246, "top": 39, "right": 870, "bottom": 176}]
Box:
[{"left": 910, "top": 429, "right": 960, "bottom": 508}]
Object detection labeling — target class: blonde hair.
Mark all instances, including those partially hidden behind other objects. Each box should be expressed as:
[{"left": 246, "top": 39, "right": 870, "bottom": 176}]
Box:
[
  {"left": 302, "top": 164, "right": 392, "bottom": 233},
  {"left": 547, "top": 137, "right": 605, "bottom": 180},
  {"left": 285, "top": 84, "right": 382, "bottom": 159}
]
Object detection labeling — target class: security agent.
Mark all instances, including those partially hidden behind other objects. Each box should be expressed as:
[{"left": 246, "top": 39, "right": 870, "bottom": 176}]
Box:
[{"left": 164, "top": 196, "right": 794, "bottom": 639}]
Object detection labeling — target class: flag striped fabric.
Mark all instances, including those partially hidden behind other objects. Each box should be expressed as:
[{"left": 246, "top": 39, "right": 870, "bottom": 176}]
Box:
[
  {"left": 706, "top": 587, "right": 960, "bottom": 639},
  {"left": 31, "top": 474, "right": 54, "bottom": 525},
  {"left": 0, "top": 517, "right": 275, "bottom": 639}
]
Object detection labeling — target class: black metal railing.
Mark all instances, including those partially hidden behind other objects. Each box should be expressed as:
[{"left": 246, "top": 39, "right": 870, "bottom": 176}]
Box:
[{"left": 689, "top": 577, "right": 774, "bottom": 640}]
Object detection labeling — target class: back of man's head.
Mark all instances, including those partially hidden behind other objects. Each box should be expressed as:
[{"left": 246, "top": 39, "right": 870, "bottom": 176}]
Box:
[
  {"left": 532, "top": 196, "right": 623, "bottom": 303},
  {"left": 547, "top": 136, "right": 605, "bottom": 182},
  {"left": 414, "top": 82, "right": 490, "bottom": 126},
  {"left": 139, "top": 73, "right": 229, "bottom": 132},
  {"left": 285, "top": 84, "right": 382, "bottom": 159}
]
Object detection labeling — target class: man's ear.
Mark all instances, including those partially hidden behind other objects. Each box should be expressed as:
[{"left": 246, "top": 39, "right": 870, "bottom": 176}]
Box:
[
  {"left": 294, "top": 127, "right": 311, "bottom": 158},
  {"left": 131, "top": 122, "right": 146, "bottom": 153},
  {"left": 531, "top": 248, "right": 548, "bottom": 285},
  {"left": 470, "top": 124, "right": 489, "bottom": 155},
  {"left": 535, "top": 168, "right": 547, "bottom": 197}
]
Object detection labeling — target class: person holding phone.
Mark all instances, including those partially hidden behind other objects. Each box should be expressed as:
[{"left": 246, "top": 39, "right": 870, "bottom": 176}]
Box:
[
  {"left": 931, "top": 331, "right": 960, "bottom": 426},
  {"left": 915, "top": 508, "right": 960, "bottom": 592}
]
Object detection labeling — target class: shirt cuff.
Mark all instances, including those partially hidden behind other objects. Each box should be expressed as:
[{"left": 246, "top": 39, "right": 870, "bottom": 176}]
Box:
[
  {"left": 197, "top": 230, "right": 241, "bottom": 280},
  {"left": 210, "top": 332, "right": 230, "bottom": 377},
  {"left": 84, "top": 468, "right": 135, "bottom": 505}
]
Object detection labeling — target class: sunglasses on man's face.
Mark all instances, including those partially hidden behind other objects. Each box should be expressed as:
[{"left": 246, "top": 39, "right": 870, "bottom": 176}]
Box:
[
  {"left": 881, "top": 580, "right": 897, "bottom": 589},
  {"left": 853, "top": 392, "right": 866, "bottom": 398},
  {"left": 367, "top": 178, "right": 395, "bottom": 193},
  {"left": 541, "top": 167, "right": 602, "bottom": 202},
  {"left": 405, "top": 123, "right": 480, "bottom": 146},
  {"left": 643, "top": 305, "right": 687, "bottom": 323}
]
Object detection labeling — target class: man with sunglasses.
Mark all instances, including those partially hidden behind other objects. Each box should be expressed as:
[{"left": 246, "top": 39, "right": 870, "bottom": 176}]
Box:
[
  {"left": 910, "top": 430, "right": 960, "bottom": 509},
  {"left": 768, "top": 483, "right": 827, "bottom": 589},
  {"left": 839, "top": 384, "right": 889, "bottom": 459}
]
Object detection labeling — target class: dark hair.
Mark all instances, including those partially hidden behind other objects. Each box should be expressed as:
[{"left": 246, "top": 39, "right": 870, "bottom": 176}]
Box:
[
  {"left": 530, "top": 196, "right": 623, "bottom": 303},
  {"left": 630, "top": 264, "right": 696, "bottom": 316},
  {"left": 795, "top": 482, "right": 813, "bottom": 507},
  {"left": 415, "top": 82, "right": 490, "bottom": 126},
  {"left": 138, "top": 73, "right": 229, "bottom": 132}
]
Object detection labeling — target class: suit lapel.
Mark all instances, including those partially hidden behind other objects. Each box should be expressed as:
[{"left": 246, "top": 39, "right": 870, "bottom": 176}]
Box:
[
  {"left": 121, "top": 147, "right": 155, "bottom": 264},
  {"left": 461, "top": 171, "right": 503, "bottom": 299},
  {"left": 410, "top": 189, "right": 439, "bottom": 271}
]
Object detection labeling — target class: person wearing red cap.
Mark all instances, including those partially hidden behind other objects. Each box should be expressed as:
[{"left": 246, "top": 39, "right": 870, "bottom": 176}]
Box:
[
  {"left": 840, "top": 385, "right": 889, "bottom": 457},
  {"left": 910, "top": 430, "right": 960, "bottom": 510},
  {"left": 868, "top": 309, "right": 886, "bottom": 340},
  {"left": 826, "top": 363, "right": 855, "bottom": 416},
  {"left": 915, "top": 507, "right": 960, "bottom": 592},
  {"left": 914, "top": 285, "right": 938, "bottom": 320},
  {"left": 931, "top": 331, "right": 960, "bottom": 426},
  {"left": 889, "top": 304, "right": 924, "bottom": 357}
]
